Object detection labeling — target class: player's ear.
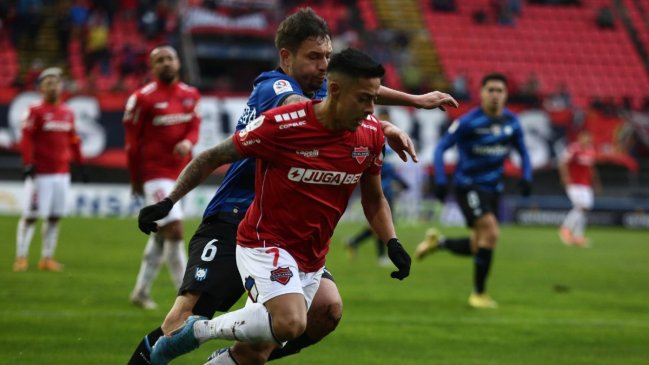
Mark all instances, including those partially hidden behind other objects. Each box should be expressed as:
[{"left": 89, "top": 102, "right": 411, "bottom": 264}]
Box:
[
  {"left": 328, "top": 79, "right": 341, "bottom": 98},
  {"left": 279, "top": 48, "right": 292, "bottom": 68}
]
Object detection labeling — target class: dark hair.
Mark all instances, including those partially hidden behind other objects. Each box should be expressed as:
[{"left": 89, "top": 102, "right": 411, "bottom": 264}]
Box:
[
  {"left": 327, "top": 48, "right": 385, "bottom": 79},
  {"left": 481, "top": 72, "right": 507, "bottom": 87},
  {"left": 275, "top": 8, "right": 331, "bottom": 53}
]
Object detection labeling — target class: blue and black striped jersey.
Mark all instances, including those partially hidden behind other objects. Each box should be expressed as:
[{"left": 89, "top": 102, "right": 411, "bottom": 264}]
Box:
[{"left": 434, "top": 107, "right": 532, "bottom": 193}]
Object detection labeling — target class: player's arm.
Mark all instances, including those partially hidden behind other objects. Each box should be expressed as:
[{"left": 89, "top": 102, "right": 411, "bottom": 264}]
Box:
[
  {"left": 137, "top": 136, "right": 244, "bottom": 234},
  {"left": 123, "top": 93, "right": 145, "bottom": 194},
  {"left": 591, "top": 163, "right": 603, "bottom": 194},
  {"left": 281, "top": 93, "right": 310, "bottom": 106},
  {"left": 513, "top": 124, "right": 533, "bottom": 183},
  {"left": 360, "top": 173, "right": 411, "bottom": 280},
  {"left": 175, "top": 94, "right": 202, "bottom": 157},
  {"left": 379, "top": 120, "right": 417, "bottom": 163},
  {"left": 20, "top": 108, "right": 36, "bottom": 178},
  {"left": 377, "top": 85, "right": 459, "bottom": 110},
  {"left": 557, "top": 154, "right": 570, "bottom": 187}
]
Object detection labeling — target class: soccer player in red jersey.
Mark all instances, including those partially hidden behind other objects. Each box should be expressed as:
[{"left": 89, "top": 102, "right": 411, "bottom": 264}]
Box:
[
  {"left": 139, "top": 48, "right": 412, "bottom": 365},
  {"left": 123, "top": 46, "right": 201, "bottom": 309},
  {"left": 558, "top": 130, "right": 601, "bottom": 247},
  {"left": 13, "top": 67, "right": 83, "bottom": 273}
]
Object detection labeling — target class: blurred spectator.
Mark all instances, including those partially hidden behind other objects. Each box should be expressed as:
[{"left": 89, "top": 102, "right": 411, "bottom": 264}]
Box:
[
  {"left": 112, "top": 44, "right": 146, "bottom": 91},
  {"left": 12, "top": 0, "right": 44, "bottom": 49},
  {"left": 472, "top": 8, "right": 487, "bottom": 24},
  {"left": 69, "top": 0, "right": 89, "bottom": 40},
  {"left": 491, "top": 0, "right": 515, "bottom": 26},
  {"left": 511, "top": 72, "right": 540, "bottom": 106},
  {"left": 432, "top": 0, "right": 456, "bottom": 12},
  {"left": 451, "top": 71, "right": 470, "bottom": 101},
  {"left": 84, "top": 9, "right": 111, "bottom": 76},
  {"left": 544, "top": 82, "right": 572, "bottom": 110},
  {"left": 596, "top": 6, "right": 615, "bottom": 29},
  {"left": 22, "top": 58, "right": 44, "bottom": 89}
]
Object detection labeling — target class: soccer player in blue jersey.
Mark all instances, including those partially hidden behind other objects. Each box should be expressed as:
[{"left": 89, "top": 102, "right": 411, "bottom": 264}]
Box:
[
  {"left": 126, "top": 8, "right": 458, "bottom": 365},
  {"left": 415, "top": 73, "right": 532, "bottom": 309}
]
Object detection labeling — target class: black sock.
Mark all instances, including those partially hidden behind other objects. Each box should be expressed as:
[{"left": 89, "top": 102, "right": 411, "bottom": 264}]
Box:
[
  {"left": 474, "top": 248, "right": 493, "bottom": 294},
  {"left": 349, "top": 228, "right": 373, "bottom": 247},
  {"left": 442, "top": 237, "right": 472, "bottom": 256},
  {"left": 267, "top": 332, "right": 319, "bottom": 361},
  {"left": 127, "top": 327, "right": 163, "bottom": 365}
]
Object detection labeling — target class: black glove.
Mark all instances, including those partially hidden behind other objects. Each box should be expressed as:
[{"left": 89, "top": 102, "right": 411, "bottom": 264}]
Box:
[
  {"left": 138, "top": 198, "right": 174, "bottom": 234},
  {"left": 387, "top": 238, "right": 411, "bottom": 280},
  {"left": 434, "top": 184, "right": 448, "bottom": 202},
  {"left": 23, "top": 165, "right": 35, "bottom": 179},
  {"left": 519, "top": 179, "right": 532, "bottom": 197}
]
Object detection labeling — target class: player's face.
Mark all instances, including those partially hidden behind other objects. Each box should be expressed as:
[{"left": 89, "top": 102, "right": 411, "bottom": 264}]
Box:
[
  {"left": 480, "top": 80, "right": 507, "bottom": 115},
  {"left": 578, "top": 132, "right": 592, "bottom": 146},
  {"left": 285, "top": 36, "right": 332, "bottom": 94},
  {"left": 334, "top": 76, "right": 381, "bottom": 131},
  {"left": 150, "top": 47, "right": 180, "bottom": 84},
  {"left": 40, "top": 76, "right": 62, "bottom": 102}
]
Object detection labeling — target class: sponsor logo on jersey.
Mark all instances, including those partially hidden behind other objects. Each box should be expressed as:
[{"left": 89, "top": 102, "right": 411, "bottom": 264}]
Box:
[
  {"left": 296, "top": 149, "right": 319, "bottom": 158},
  {"left": 152, "top": 113, "right": 193, "bottom": 126},
  {"left": 154, "top": 102, "right": 168, "bottom": 109},
  {"left": 182, "top": 98, "right": 195, "bottom": 107},
  {"left": 288, "top": 167, "right": 362, "bottom": 185},
  {"left": 242, "top": 138, "right": 261, "bottom": 146},
  {"left": 472, "top": 144, "right": 509, "bottom": 156},
  {"left": 279, "top": 120, "right": 306, "bottom": 129},
  {"left": 195, "top": 267, "right": 208, "bottom": 281},
  {"left": 352, "top": 146, "right": 370, "bottom": 164},
  {"left": 42, "top": 121, "right": 72, "bottom": 132},
  {"left": 360, "top": 123, "right": 377, "bottom": 132},
  {"left": 273, "top": 80, "right": 293, "bottom": 95},
  {"left": 270, "top": 266, "right": 293, "bottom": 285}
]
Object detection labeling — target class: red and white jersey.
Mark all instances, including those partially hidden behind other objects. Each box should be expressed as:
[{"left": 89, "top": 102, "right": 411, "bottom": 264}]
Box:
[
  {"left": 562, "top": 142, "right": 596, "bottom": 186},
  {"left": 123, "top": 80, "right": 201, "bottom": 184},
  {"left": 233, "top": 100, "right": 384, "bottom": 272},
  {"left": 21, "top": 100, "right": 81, "bottom": 174}
]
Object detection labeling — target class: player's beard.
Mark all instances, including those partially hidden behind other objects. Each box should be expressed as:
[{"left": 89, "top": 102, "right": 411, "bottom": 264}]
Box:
[{"left": 158, "top": 70, "right": 178, "bottom": 84}]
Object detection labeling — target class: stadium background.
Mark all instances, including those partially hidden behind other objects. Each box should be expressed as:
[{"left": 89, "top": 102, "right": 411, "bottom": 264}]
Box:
[{"left": 1, "top": 0, "right": 649, "bottom": 227}]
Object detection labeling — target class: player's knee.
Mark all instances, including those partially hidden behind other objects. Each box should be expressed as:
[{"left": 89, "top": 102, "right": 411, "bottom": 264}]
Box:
[
  {"left": 307, "top": 301, "right": 342, "bottom": 340},
  {"left": 47, "top": 216, "right": 60, "bottom": 223},
  {"left": 24, "top": 217, "right": 37, "bottom": 225},
  {"left": 231, "top": 342, "right": 274, "bottom": 365},
  {"left": 273, "top": 312, "right": 307, "bottom": 341}
]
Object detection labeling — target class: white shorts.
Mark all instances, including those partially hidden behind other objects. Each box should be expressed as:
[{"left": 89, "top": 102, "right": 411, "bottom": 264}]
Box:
[
  {"left": 144, "top": 178, "right": 183, "bottom": 226},
  {"left": 23, "top": 173, "right": 70, "bottom": 219},
  {"left": 566, "top": 184, "right": 594, "bottom": 210},
  {"left": 235, "top": 245, "right": 323, "bottom": 309}
]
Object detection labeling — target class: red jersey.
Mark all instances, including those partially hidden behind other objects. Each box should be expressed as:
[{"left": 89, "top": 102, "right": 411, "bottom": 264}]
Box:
[
  {"left": 21, "top": 100, "right": 82, "bottom": 174},
  {"left": 123, "top": 80, "right": 201, "bottom": 184},
  {"left": 562, "top": 142, "right": 596, "bottom": 186},
  {"left": 233, "top": 100, "right": 384, "bottom": 272}
]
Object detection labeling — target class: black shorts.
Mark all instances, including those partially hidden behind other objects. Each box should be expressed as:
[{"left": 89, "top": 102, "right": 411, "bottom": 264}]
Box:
[
  {"left": 455, "top": 187, "right": 500, "bottom": 227},
  {"left": 180, "top": 215, "right": 336, "bottom": 318}
]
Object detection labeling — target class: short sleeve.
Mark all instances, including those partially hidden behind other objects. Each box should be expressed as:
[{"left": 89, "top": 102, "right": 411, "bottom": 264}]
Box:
[
  {"left": 255, "top": 78, "right": 302, "bottom": 112},
  {"left": 232, "top": 115, "right": 279, "bottom": 161}
]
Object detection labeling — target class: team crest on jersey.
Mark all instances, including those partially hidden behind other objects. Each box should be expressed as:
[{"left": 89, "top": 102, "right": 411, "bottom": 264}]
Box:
[
  {"left": 352, "top": 146, "right": 370, "bottom": 164},
  {"left": 491, "top": 124, "right": 502, "bottom": 135},
  {"left": 195, "top": 267, "right": 208, "bottom": 281},
  {"left": 270, "top": 266, "right": 293, "bottom": 285},
  {"left": 273, "top": 80, "right": 293, "bottom": 95}
]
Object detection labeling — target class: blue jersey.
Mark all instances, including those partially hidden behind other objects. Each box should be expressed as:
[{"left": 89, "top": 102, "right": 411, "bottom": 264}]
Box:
[
  {"left": 203, "top": 69, "right": 328, "bottom": 223},
  {"left": 434, "top": 107, "right": 532, "bottom": 193}
]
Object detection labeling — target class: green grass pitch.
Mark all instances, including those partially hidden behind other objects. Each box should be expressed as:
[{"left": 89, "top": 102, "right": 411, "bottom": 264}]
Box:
[{"left": 1, "top": 215, "right": 648, "bottom": 364}]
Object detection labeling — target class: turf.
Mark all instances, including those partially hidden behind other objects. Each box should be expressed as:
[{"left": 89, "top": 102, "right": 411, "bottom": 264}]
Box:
[{"left": 1, "top": 216, "right": 647, "bottom": 364}]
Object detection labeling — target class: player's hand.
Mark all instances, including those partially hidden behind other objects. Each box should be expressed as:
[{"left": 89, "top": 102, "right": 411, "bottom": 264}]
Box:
[
  {"left": 518, "top": 179, "right": 532, "bottom": 197},
  {"left": 138, "top": 198, "right": 174, "bottom": 234},
  {"left": 387, "top": 238, "right": 411, "bottom": 280},
  {"left": 383, "top": 122, "right": 418, "bottom": 162},
  {"left": 173, "top": 139, "right": 193, "bottom": 157},
  {"left": 415, "top": 91, "right": 459, "bottom": 111},
  {"left": 23, "top": 165, "right": 35, "bottom": 179},
  {"left": 434, "top": 184, "right": 448, "bottom": 202},
  {"left": 131, "top": 182, "right": 144, "bottom": 196}
]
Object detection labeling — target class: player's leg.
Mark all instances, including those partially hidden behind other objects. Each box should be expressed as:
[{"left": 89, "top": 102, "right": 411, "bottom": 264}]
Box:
[
  {"left": 127, "top": 219, "right": 244, "bottom": 365},
  {"left": 150, "top": 247, "right": 319, "bottom": 364},
  {"left": 267, "top": 271, "right": 342, "bottom": 361},
  {"left": 470, "top": 212, "right": 499, "bottom": 302},
  {"left": 560, "top": 185, "right": 581, "bottom": 244},
  {"left": 130, "top": 233, "right": 165, "bottom": 309},
  {"left": 14, "top": 176, "right": 38, "bottom": 272},
  {"left": 570, "top": 186, "right": 593, "bottom": 247},
  {"left": 159, "top": 219, "right": 187, "bottom": 289}
]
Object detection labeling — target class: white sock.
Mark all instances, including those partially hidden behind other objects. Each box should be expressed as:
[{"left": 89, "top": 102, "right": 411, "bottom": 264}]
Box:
[
  {"left": 562, "top": 208, "right": 580, "bottom": 232},
  {"left": 204, "top": 348, "right": 238, "bottom": 365},
  {"left": 573, "top": 211, "right": 587, "bottom": 238},
  {"left": 194, "top": 303, "right": 277, "bottom": 344},
  {"left": 164, "top": 238, "right": 187, "bottom": 289},
  {"left": 16, "top": 218, "right": 36, "bottom": 258},
  {"left": 132, "top": 234, "right": 164, "bottom": 296},
  {"left": 41, "top": 220, "right": 60, "bottom": 258}
]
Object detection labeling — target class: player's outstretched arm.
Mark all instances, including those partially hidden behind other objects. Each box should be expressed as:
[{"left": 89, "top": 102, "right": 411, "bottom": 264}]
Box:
[
  {"left": 377, "top": 86, "right": 459, "bottom": 110},
  {"left": 360, "top": 173, "right": 411, "bottom": 280}
]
